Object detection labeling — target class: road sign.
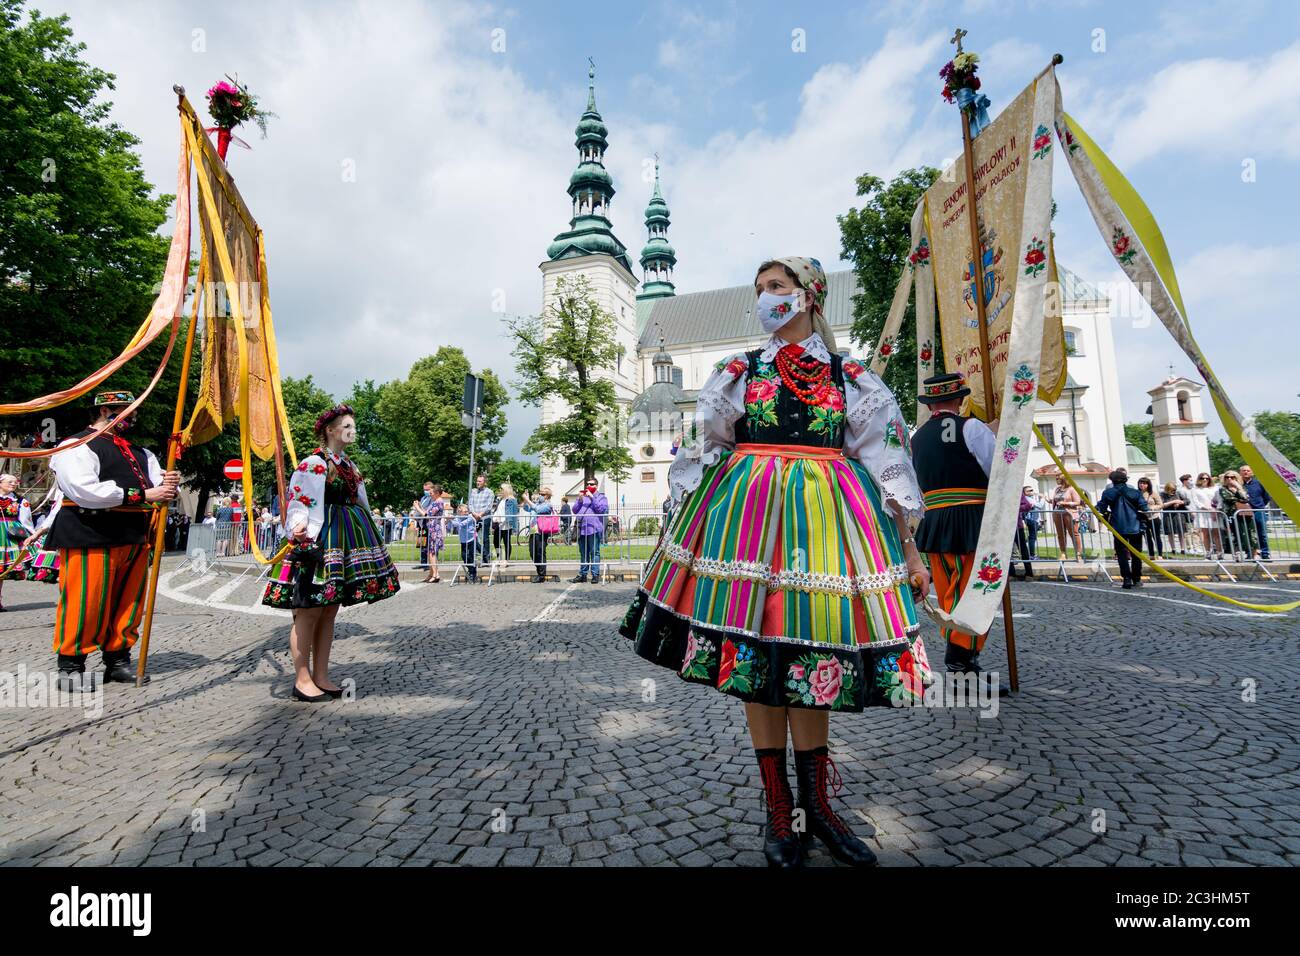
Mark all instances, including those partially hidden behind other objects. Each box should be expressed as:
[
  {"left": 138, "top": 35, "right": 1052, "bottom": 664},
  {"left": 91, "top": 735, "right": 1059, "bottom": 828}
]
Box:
[{"left": 223, "top": 458, "right": 243, "bottom": 481}]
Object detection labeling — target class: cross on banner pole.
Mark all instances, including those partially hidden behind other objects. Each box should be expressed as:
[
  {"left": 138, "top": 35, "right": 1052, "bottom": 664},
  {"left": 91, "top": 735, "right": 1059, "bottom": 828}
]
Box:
[{"left": 953, "top": 32, "right": 1020, "bottom": 692}]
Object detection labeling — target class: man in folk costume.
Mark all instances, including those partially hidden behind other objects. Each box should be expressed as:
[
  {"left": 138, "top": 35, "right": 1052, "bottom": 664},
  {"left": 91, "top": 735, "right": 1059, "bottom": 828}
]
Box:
[
  {"left": 910, "top": 372, "right": 1007, "bottom": 693},
  {"left": 46, "top": 391, "right": 180, "bottom": 690}
]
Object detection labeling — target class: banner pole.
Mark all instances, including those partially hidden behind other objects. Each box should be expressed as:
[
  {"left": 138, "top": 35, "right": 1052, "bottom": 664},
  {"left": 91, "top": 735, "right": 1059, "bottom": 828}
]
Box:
[
  {"left": 957, "top": 72, "right": 1020, "bottom": 693},
  {"left": 136, "top": 95, "right": 198, "bottom": 687}
]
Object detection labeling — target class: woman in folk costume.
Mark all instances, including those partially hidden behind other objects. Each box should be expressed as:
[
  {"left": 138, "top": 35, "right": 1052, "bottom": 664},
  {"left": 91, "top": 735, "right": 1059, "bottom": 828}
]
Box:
[
  {"left": 19, "top": 487, "right": 64, "bottom": 585},
  {"left": 0, "top": 473, "right": 37, "bottom": 609},
  {"left": 620, "top": 256, "right": 931, "bottom": 868},
  {"left": 262, "top": 405, "right": 401, "bottom": 701}
]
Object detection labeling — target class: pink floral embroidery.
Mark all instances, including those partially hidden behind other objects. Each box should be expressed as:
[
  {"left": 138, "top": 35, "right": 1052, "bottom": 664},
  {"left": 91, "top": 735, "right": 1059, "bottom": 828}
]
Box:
[{"left": 808, "top": 658, "right": 845, "bottom": 707}]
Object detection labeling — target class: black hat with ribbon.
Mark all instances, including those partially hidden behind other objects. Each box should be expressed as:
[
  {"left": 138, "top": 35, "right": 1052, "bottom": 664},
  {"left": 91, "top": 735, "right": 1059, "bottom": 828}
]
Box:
[{"left": 918, "top": 372, "right": 971, "bottom": 406}]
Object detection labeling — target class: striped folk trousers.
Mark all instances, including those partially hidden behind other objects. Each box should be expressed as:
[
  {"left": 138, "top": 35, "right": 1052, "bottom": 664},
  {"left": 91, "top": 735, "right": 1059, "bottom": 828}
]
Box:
[
  {"left": 53, "top": 543, "right": 150, "bottom": 657},
  {"left": 927, "top": 552, "right": 988, "bottom": 652}
]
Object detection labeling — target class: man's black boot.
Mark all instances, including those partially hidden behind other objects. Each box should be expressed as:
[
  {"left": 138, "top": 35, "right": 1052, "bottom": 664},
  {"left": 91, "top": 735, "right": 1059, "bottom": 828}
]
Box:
[
  {"left": 57, "top": 654, "right": 88, "bottom": 692},
  {"left": 944, "top": 640, "right": 973, "bottom": 673},
  {"left": 794, "top": 746, "right": 877, "bottom": 867},
  {"left": 102, "top": 649, "right": 149, "bottom": 685},
  {"left": 755, "top": 748, "right": 803, "bottom": 868},
  {"left": 966, "top": 648, "right": 1010, "bottom": 697}
]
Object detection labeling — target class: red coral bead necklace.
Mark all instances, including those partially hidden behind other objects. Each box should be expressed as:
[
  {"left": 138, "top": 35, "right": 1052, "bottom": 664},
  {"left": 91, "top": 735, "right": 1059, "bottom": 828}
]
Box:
[{"left": 774, "top": 343, "right": 831, "bottom": 406}]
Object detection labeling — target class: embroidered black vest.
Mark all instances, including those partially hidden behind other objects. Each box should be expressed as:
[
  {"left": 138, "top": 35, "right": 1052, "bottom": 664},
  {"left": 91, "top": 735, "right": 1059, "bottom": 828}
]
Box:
[
  {"left": 732, "top": 349, "right": 847, "bottom": 448},
  {"left": 47, "top": 429, "right": 155, "bottom": 550},
  {"left": 297, "top": 450, "right": 364, "bottom": 507},
  {"left": 912, "top": 412, "right": 988, "bottom": 555}
]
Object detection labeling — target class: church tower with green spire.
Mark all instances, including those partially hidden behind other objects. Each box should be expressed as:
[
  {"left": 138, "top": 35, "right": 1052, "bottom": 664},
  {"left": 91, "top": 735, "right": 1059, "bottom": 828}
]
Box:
[
  {"left": 539, "top": 62, "right": 642, "bottom": 503},
  {"left": 545, "top": 64, "right": 633, "bottom": 272},
  {"left": 636, "top": 158, "right": 676, "bottom": 304}
]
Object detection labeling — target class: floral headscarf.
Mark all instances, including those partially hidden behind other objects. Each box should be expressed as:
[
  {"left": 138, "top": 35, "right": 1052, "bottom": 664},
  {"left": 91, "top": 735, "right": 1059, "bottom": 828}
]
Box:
[{"left": 771, "top": 256, "right": 828, "bottom": 316}]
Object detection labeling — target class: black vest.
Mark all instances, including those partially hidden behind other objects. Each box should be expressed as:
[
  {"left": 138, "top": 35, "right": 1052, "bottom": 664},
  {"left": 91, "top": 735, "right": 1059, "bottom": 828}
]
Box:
[
  {"left": 912, "top": 412, "right": 988, "bottom": 555},
  {"left": 732, "top": 349, "right": 847, "bottom": 448},
  {"left": 47, "top": 429, "right": 155, "bottom": 550}
]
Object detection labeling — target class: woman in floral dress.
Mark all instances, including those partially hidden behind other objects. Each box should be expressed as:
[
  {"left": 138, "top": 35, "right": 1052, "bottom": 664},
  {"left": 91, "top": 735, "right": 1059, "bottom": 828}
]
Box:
[
  {"left": 620, "top": 256, "right": 930, "bottom": 868},
  {"left": 0, "top": 473, "right": 36, "bottom": 610},
  {"left": 262, "top": 405, "right": 401, "bottom": 701},
  {"left": 422, "top": 484, "right": 447, "bottom": 583}
]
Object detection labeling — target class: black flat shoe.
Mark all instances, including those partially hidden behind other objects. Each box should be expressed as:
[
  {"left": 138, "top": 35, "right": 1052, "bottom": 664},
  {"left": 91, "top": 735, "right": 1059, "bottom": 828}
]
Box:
[
  {"left": 318, "top": 685, "right": 345, "bottom": 699},
  {"left": 291, "top": 685, "right": 330, "bottom": 702}
]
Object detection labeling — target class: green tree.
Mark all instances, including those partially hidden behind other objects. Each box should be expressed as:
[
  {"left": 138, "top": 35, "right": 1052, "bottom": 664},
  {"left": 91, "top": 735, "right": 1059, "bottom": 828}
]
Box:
[
  {"left": 1208, "top": 440, "right": 1237, "bottom": 477},
  {"left": 1123, "top": 422, "right": 1156, "bottom": 461},
  {"left": 507, "top": 274, "right": 633, "bottom": 484},
  {"left": 490, "top": 457, "right": 540, "bottom": 497},
  {"left": 279, "top": 374, "right": 337, "bottom": 460},
  {"left": 1247, "top": 411, "right": 1300, "bottom": 468},
  {"left": 838, "top": 167, "right": 941, "bottom": 425},
  {"left": 376, "top": 348, "right": 509, "bottom": 505},
  {"left": 346, "top": 379, "right": 409, "bottom": 511},
  {"left": 0, "top": 1, "right": 174, "bottom": 444},
  {"left": 1206, "top": 411, "right": 1300, "bottom": 479},
  {"left": 178, "top": 373, "right": 333, "bottom": 518}
]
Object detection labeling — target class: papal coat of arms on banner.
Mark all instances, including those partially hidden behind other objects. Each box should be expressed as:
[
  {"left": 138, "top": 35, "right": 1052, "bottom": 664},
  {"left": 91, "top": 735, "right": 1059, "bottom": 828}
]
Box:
[{"left": 961, "top": 219, "right": 1005, "bottom": 328}]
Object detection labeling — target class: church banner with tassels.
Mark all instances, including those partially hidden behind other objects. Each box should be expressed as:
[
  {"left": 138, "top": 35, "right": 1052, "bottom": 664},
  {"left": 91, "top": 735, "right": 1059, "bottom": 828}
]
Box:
[
  {"left": 177, "top": 95, "right": 295, "bottom": 563},
  {"left": 0, "top": 93, "right": 295, "bottom": 565},
  {"left": 922, "top": 78, "right": 1067, "bottom": 421},
  {"left": 871, "top": 63, "right": 1300, "bottom": 632}
]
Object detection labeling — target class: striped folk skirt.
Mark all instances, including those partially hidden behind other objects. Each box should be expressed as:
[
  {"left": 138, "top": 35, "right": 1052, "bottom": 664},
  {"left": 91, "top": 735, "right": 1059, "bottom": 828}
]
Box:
[
  {"left": 262, "top": 503, "right": 401, "bottom": 610},
  {"left": 23, "top": 543, "right": 59, "bottom": 583},
  {"left": 620, "top": 443, "right": 929, "bottom": 711},
  {"left": 0, "top": 517, "right": 26, "bottom": 580}
]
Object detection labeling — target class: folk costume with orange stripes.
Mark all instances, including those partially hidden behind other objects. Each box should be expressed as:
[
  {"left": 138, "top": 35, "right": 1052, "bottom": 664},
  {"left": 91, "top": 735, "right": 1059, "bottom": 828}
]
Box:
[
  {"left": 911, "top": 373, "right": 997, "bottom": 674},
  {"left": 47, "top": 391, "right": 168, "bottom": 687}
]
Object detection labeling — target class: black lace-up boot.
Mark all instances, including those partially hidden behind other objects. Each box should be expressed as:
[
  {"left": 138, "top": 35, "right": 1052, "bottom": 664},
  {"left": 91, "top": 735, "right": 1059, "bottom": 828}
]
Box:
[
  {"left": 755, "top": 748, "right": 803, "bottom": 868},
  {"left": 794, "top": 746, "right": 878, "bottom": 867}
]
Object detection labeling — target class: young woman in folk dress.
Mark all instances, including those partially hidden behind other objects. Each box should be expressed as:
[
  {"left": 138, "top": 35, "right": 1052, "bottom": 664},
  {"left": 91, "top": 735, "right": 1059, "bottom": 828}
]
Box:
[
  {"left": 620, "top": 256, "right": 931, "bottom": 867},
  {"left": 0, "top": 473, "right": 36, "bottom": 610},
  {"left": 261, "top": 405, "right": 401, "bottom": 701}
]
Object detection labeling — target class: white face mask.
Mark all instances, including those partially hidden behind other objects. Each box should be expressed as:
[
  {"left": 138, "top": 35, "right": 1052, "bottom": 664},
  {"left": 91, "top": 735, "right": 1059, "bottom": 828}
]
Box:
[{"left": 755, "top": 290, "right": 805, "bottom": 334}]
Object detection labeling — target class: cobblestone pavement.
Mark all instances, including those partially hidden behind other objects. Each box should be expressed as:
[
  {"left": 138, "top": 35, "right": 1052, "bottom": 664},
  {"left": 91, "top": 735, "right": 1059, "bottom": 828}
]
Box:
[{"left": 1, "top": 560, "right": 1298, "bottom": 867}]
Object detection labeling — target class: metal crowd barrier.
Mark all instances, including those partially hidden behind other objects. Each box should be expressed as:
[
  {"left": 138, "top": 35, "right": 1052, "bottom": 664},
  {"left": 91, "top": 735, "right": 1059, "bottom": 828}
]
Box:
[
  {"left": 1013, "top": 505, "right": 1295, "bottom": 582},
  {"left": 194, "top": 501, "right": 1292, "bottom": 586}
]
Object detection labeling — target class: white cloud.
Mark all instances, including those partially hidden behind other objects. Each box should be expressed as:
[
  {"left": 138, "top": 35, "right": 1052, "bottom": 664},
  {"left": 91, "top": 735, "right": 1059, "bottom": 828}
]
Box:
[
  {"left": 1096, "top": 242, "right": 1300, "bottom": 435},
  {"left": 622, "top": 29, "right": 951, "bottom": 296},
  {"left": 47, "top": 0, "right": 570, "bottom": 458},
  {"left": 1101, "top": 41, "right": 1300, "bottom": 166}
]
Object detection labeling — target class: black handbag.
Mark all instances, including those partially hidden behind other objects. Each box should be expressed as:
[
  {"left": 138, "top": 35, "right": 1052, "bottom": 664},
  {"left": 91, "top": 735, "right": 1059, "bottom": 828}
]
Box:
[{"left": 286, "top": 538, "right": 323, "bottom": 568}]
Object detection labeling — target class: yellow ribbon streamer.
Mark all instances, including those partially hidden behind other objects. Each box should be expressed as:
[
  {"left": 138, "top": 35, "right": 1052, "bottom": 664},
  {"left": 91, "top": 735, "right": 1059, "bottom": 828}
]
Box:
[
  {"left": 182, "top": 114, "right": 273, "bottom": 565},
  {"left": 1034, "top": 425, "right": 1299, "bottom": 613},
  {"left": 1062, "top": 113, "right": 1300, "bottom": 530}
]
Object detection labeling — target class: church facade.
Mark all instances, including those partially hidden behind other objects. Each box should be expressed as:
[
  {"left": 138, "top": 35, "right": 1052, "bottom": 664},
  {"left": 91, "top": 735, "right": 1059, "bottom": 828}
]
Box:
[{"left": 536, "top": 70, "right": 1148, "bottom": 521}]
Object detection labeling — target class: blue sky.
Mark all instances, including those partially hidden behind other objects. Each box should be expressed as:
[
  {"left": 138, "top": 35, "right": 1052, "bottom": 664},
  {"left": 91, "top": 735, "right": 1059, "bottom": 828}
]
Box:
[{"left": 40, "top": 0, "right": 1300, "bottom": 458}]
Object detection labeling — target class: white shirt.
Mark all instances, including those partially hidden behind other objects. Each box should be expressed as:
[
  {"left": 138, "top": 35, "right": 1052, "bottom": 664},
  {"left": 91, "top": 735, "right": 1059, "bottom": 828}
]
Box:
[
  {"left": 963, "top": 417, "right": 997, "bottom": 476},
  {"left": 285, "top": 449, "right": 370, "bottom": 539},
  {"left": 669, "top": 331, "right": 924, "bottom": 521},
  {"left": 50, "top": 434, "right": 164, "bottom": 508}
]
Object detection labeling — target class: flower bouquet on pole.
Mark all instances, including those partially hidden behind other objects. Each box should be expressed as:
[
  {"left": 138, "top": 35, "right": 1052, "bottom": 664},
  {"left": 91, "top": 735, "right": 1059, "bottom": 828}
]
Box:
[
  {"left": 205, "top": 74, "right": 276, "bottom": 161},
  {"left": 940, "top": 49, "right": 991, "bottom": 136}
]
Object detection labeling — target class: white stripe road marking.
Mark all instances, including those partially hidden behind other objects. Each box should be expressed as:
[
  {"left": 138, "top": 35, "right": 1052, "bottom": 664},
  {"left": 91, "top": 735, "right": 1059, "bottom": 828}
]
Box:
[
  {"left": 157, "top": 569, "right": 423, "bottom": 617},
  {"left": 170, "top": 574, "right": 214, "bottom": 593},
  {"left": 515, "top": 583, "right": 580, "bottom": 624},
  {"left": 1033, "top": 580, "right": 1274, "bottom": 617}
]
